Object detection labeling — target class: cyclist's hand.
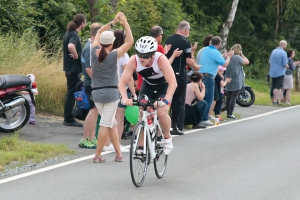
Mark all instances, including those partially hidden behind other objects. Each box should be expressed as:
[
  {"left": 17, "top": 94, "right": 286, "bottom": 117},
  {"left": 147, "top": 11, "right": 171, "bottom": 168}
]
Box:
[
  {"left": 154, "top": 100, "right": 166, "bottom": 108},
  {"left": 121, "top": 99, "right": 133, "bottom": 106}
]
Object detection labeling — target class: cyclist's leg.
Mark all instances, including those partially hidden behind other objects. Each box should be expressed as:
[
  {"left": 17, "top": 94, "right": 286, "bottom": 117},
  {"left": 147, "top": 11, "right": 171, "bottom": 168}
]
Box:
[{"left": 156, "top": 83, "right": 173, "bottom": 155}]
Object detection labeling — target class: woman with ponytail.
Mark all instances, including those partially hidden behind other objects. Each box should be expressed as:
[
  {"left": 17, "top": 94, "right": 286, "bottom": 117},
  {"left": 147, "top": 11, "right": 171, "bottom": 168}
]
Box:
[{"left": 91, "top": 12, "right": 134, "bottom": 163}]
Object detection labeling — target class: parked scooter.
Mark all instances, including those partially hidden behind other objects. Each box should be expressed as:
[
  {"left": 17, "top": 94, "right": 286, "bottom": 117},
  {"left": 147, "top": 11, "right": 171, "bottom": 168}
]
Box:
[
  {"left": 221, "top": 70, "right": 255, "bottom": 111},
  {"left": 221, "top": 84, "right": 255, "bottom": 111},
  {"left": 0, "top": 74, "right": 35, "bottom": 132}
]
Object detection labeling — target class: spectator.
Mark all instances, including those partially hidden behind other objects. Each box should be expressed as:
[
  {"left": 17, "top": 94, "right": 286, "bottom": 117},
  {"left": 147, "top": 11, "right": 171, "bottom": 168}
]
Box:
[
  {"left": 225, "top": 44, "right": 249, "bottom": 119},
  {"left": 78, "top": 22, "right": 103, "bottom": 149},
  {"left": 282, "top": 49, "right": 299, "bottom": 105},
  {"left": 165, "top": 21, "right": 200, "bottom": 135},
  {"left": 91, "top": 12, "right": 134, "bottom": 163},
  {"left": 199, "top": 36, "right": 234, "bottom": 126},
  {"left": 21, "top": 74, "right": 38, "bottom": 125},
  {"left": 209, "top": 66, "right": 231, "bottom": 123},
  {"left": 63, "top": 13, "right": 86, "bottom": 127},
  {"left": 184, "top": 71, "right": 207, "bottom": 129},
  {"left": 196, "top": 35, "right": 213, "bottom": 64},
  {"left": 114, "top": 29, "right": 135, "bottom": 153},
  {"left": 268, "top": 40, "right": 289, "bottom": 105},
  {"left": 150, "top": 25, "right": 165, "bottom": 54}
]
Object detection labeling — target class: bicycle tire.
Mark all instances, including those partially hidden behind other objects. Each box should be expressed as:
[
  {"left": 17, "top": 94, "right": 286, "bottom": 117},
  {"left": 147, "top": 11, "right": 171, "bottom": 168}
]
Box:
[
  {"left": 154, "top": 130, "right": 168, "bottom": 178},
  {"left": 130, "top": 122, "right": 149, "bottom": 187}
]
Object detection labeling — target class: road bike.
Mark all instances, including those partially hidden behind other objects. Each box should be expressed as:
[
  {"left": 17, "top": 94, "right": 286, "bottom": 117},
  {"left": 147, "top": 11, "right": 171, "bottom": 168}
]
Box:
[{"left": 129, "top": 96, "right": 168, "bottom": 187}]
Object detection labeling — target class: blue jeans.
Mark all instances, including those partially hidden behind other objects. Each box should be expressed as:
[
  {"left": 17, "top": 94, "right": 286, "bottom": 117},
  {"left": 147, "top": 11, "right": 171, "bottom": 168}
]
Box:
[
  {"left": 184, "top": 100, "right": 207, "bottom": 126},
  {"left": 202, "top": 75, "right": 214, "bottom": 121}
]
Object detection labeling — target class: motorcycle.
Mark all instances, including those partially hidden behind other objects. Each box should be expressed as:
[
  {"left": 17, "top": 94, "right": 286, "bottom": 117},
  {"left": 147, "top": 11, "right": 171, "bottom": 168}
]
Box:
[
  {"left": 221, "top": 84, "right": 255, "bottom": 111},
  {"left": 0, "top": 74, "right": 35, "bottom": 133}
]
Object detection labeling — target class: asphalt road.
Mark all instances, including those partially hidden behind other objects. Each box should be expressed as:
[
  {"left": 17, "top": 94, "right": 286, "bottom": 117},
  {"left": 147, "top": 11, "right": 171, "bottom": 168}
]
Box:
[{"left": 1, "top": 105, "right": 300, "bottom": 199}]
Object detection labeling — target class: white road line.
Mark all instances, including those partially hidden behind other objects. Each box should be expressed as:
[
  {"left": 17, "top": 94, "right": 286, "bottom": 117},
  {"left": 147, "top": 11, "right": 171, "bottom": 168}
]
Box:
[{"left": 1, "top": 105, "right": 298, "bottom": 185}]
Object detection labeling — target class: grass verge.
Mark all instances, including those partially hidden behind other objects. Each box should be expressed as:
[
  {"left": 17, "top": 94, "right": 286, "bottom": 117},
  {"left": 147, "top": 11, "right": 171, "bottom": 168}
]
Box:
[
  {"left": 245, "top": 79, "right": 300, "bottom": 106},
  {"left": 0, "top": 133, "right": 75, "bottom": 172}
]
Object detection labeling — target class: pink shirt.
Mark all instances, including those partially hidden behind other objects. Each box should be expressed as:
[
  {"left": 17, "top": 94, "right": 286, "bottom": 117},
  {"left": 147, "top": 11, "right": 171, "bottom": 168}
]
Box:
[{"left": 185, "top": 83, "right": 196, "bottom": 105}]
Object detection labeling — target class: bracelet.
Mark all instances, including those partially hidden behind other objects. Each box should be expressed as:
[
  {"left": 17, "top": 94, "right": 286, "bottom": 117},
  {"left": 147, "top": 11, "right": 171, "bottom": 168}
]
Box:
[
  {"left": 110, "top": 22, "right": 114, "bottom": 28},
  {"left": 162, "top": 99, "right": 169, "bottom": 106}
]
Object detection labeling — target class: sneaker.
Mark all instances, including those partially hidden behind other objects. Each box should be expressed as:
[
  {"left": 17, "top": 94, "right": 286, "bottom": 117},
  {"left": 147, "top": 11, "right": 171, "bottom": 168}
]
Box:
[
  {"left": 209, "top": 115, "right": 217, "bottom": 122},
  {"left": 115, "top": 155, "right": 123, "bottom": 162},
  {"left": 78, "top": 138, "right": 96, "bottom": 149},
  {"left": 164, "top": 137, "right": 173, "bottom": 155},
  {"left": 192, "top": 124, "right": 207, "bottom": 129},
  {"left": 93, "top": 155, "right": 105, "bottom": 163},
  {"left": 103, "top": 143, "right": 115, "bottom": 152},
  {"left": 120, "top": 145, "right": 129, "bottom": 153},
  {"left": 201, "top": 120, "right": 214, "bottom": 126},
  {"left": 90, "top": 137, "right": 97, "bottom": 146},
  {"left": 285, "top": 101, "right": 291, "bottom": 105},
  {"left": 136, "top": 146, "right": 144, "bottom": 155},
  {"left": 227, "top": 115, "right": 238, "bottom": 119}
]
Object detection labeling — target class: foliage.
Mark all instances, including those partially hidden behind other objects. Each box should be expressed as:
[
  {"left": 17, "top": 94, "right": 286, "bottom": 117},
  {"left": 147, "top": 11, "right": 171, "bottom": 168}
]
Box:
[{"left": 0, "top": 30, "right": 66, "bottom": 116}]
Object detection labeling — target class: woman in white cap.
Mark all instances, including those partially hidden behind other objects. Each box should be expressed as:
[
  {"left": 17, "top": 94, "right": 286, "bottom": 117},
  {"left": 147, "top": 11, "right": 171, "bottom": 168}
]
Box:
[{"left": 91, "top": 12, "right": 133, "bottom": 163}]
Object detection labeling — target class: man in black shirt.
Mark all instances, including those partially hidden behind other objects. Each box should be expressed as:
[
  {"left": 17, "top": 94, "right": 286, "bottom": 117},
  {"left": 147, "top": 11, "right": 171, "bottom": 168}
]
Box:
[
  {"left": 165, "top": 21, "right": 200, "bottom": 135},
  {"left": 63, "top": 13, "right": 86, "bottom": 127}
]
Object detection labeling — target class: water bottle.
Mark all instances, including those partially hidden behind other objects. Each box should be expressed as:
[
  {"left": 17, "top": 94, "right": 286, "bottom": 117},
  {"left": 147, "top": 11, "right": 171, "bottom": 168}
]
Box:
[{"left": 215, "top": 115, "right": 219, "bottom": 126}]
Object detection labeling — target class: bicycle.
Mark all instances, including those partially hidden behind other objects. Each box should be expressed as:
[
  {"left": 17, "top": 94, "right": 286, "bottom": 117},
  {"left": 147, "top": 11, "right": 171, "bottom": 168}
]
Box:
[{"left": 128, "top": 95, "right": 168, "bottom": 187}]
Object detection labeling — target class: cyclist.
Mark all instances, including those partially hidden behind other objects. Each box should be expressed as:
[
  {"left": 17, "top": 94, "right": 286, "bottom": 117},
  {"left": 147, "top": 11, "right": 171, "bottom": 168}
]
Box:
[{"left": 118, "top": 36, "right": 178, "bottom": 155}]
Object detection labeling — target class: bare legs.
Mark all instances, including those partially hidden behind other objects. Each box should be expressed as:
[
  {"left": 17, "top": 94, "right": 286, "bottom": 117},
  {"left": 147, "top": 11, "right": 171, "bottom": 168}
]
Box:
[
  {"left": 82, "top": 107, "right": 98, "bottom": 139},
  {"left": 116, "top": 107, "right": 125, "bottom": 141},
  {"left": 95, "top": 126, "right": 121, "bottom": 157},
  {"left": 273, "top": 88, "right": 282, "bottom": 104},
  {"left": 157, "top": 105, "right": 171, "bottom": 139}
]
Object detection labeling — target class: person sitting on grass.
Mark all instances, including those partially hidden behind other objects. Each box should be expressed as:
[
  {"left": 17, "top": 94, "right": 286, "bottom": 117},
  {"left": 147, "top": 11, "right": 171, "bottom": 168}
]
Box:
[{"left": 184, "top": 71, "right": 207, "bottom": 129}]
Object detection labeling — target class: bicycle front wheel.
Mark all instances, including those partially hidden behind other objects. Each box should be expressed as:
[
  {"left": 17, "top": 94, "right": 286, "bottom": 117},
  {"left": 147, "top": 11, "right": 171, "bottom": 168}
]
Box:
[
  {"left": 154, "top": 135, "right": 168, "bottom": 178},
  {"left": 130, "top": 122, "right": 149, "bottom": 187}
]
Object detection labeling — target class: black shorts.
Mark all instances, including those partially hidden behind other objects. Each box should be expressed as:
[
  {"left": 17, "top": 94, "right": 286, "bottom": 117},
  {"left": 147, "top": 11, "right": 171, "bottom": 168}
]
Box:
[
  {"left": 139, "top": 82, "right": 168, "bottom": 100},
  {"left": 84, "top": 85, "right": 95, "bottom": 109},
  {"left": 271, "top": 75, "right": 284, "bottom": 89}
]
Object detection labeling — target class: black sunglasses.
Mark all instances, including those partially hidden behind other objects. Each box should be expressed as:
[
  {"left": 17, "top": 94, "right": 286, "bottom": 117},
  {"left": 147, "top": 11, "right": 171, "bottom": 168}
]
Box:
[{"left": 137, "top": 52, "right": 153, "bottom": 59}]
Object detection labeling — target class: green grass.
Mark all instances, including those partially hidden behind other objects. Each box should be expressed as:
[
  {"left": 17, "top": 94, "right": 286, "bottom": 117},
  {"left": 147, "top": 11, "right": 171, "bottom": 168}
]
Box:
[
  {"left": 0, "top": 133, "right": 75, "bottom": 172},
  {"left": 245, "top": 79, "right": 300, "bottom": 106},
  {"left": 0, "top": 30, "right": 66, "bottom": 116}
]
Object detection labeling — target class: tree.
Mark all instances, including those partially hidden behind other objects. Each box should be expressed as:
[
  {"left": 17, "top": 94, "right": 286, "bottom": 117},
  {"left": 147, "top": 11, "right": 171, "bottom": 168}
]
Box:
[
  {"left": 219, "top": 0, "right": 239, "bottom": 53},
  {"left": 86, "top": 0, "right": 100, "bottom": 22}
]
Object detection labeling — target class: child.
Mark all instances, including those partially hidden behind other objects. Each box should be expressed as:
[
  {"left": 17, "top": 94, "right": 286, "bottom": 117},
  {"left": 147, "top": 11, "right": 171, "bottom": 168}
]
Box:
[
  {"left": 21, "top": 74, "right": 38, "bottom": 125},
  {"left": 209, "top": 66, "right": 231, "bottom": 124}
]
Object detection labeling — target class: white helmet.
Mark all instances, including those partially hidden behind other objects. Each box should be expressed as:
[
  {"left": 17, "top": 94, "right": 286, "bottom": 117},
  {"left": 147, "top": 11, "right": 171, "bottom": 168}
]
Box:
[{"left": 135, "top": 36, "right": 157, "bottom": 54}]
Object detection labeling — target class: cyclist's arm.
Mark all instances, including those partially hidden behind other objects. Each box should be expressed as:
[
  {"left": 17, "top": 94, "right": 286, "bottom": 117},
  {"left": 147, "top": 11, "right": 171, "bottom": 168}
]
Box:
[
  {"left": 118, "top": 56, "right": 136, "bottom": 100},
  {"left": 157, "top": 55, "right": 177, "bottom": 102}
]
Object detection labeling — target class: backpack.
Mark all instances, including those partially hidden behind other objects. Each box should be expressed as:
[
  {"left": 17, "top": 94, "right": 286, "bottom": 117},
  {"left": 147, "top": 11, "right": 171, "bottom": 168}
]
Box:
[{"left": 72, "top": 80, "right": 90, "bottom": 120}]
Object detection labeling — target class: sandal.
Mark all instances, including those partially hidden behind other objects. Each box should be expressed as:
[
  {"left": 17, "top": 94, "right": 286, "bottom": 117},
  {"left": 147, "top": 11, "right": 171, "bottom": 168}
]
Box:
[
  {"left": 115, "top": 155, "right": 123, "bottom": 162},
  {"left": 93, "top": 155, "right": 105, "bottom": 163}
]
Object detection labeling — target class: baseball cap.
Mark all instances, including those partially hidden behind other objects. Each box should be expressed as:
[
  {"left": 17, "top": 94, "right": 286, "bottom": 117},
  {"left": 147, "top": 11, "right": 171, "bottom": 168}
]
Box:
[{"left": 100, "top": 31, "right": 115, "bottom": 45}]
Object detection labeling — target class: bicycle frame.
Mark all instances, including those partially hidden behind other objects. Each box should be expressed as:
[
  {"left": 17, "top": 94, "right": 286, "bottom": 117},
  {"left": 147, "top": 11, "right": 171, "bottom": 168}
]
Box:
[{"left": 140, "top": 107, "right": 163, "bottom": 161}]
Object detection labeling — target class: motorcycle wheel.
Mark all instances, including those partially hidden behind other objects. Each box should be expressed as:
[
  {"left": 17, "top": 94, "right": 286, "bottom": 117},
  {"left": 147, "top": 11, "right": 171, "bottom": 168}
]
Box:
[
  {"left": 221, "top": 95, "right": 226, "bottom": 111},
  {"left": 0, "top": 94, "right": 30, "bottom": 133},
  {"left": 236, "top": 87, "right": 255, "bottom": 107}
]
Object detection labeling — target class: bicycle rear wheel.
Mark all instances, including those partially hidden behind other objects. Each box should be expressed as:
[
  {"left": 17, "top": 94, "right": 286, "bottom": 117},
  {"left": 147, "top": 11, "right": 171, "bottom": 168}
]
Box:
[
  {"left": 130, "top": 122, "right": 149, "bottom": 187},
  {"left": 154, "top": 134, "right": 168, "bottom": 178}
]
